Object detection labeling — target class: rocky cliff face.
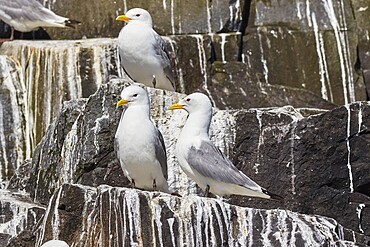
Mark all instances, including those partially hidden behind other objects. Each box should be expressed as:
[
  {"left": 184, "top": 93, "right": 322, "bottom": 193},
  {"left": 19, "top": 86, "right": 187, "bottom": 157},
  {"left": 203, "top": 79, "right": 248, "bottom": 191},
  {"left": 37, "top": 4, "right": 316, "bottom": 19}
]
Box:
[
  {"left": 2, "top": 79, "right": 369, "bottom": 246},
  {"left": 0, "top": 0, "right": 369, "bottom": 246}
]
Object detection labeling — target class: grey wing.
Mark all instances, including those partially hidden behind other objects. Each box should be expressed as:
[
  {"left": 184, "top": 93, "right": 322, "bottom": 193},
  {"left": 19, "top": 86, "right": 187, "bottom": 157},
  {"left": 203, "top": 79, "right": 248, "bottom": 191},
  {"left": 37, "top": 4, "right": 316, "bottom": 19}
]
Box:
[
  {"left": 1, "top": 0, "right": 63, "bottom": 23},
  {"left": 187, "top": 140, "right": 262, "bottom": 190},
  {"left": 152, "top": 31, "right": 175, "bottom": 89},
  {"left": 113, "top": 136, "right": 121, "bottom": 162},
  {"left": 154, "top": 128, "right": 168, "bottom": 180}
]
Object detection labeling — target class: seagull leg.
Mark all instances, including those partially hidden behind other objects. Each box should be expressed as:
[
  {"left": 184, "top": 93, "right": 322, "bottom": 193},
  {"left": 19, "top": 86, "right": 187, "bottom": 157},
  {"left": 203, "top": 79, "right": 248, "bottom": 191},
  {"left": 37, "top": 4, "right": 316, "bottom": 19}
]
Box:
[
  {"left": 0, "top": 27, "right": 15, "bottom": 44},
  {"left": 152, "top": 76, "right": 157, "bottom": 88},
  {"left": 130, "top": 179, "right": 136, "bottom": 188},
  {"left": 204, "top": 185, "right": 211, "bottom": 197},
  {"left": 153, "top": 179, "right": 157, "bottom": 191},
  {"left": 10, "top": 27, "right": 14, "bottom": 41}
]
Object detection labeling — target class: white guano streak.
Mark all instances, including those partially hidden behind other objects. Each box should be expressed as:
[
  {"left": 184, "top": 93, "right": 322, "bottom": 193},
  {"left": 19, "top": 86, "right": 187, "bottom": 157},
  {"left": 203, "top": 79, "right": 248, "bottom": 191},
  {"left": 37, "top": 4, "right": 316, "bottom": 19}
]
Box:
[
  {"left": 206, "top": 0, "right": 212, "bottom": 34},
  {"left": 306, "top": 0, "right": 312, "bottom": 27},
  {"left": 163, "top": 37, "right": 185, "bottom": 92},
  {"left": 0, "top": 98, "right": 9, "bottom": 183},
  {"left": 324, "top": 0, "right": 355, "bottom": 104},
  {"left": 257, "top": 28, "right": 269, "bottom": 83},
  {"left": 219, "top": 33, "right": 229, "bottom": 63},
  {"left": 123, "top": 0, "right": 127, "bottom": 13},
  {"left": 171, "top": 0, "right": 175, "bottom": 34},
  {"left": 357, "top": 102, "right": 362, "bottom": 134},
  {"left": 52, "top": 187, "right": 63, "bottom": 240},
  {"left": 152, "top": 201, "right": 164, "bottom": 247},
  {"left": 254, "top": 110, "right": 264, "bottom": 174},
  {"left": 356, "top": 204, "right": 365, "bottom": 233},
  {"left": 36, "top": 192, "right": 56, "bottom": 246},
  {"left": 192, "top": 35, "right": 216, "bottom": 106},
  {"left": 345, "top": 104, "right": 354, "bottom": 192},
  {"left": 290, "top": 121, "right": 298, "bottom": 195},
  {"left": 311, "top": 13, "right": 329, "bottom": 101}
]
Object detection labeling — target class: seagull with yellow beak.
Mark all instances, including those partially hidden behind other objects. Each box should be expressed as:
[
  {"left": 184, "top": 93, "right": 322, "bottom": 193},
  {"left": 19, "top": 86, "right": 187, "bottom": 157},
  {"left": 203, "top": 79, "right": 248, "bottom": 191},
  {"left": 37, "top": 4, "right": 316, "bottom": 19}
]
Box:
[
  {"left": 116, "top": 8, "right": 175, "bottom": 91},
  {"left": 115, "top": 85, "right": 170, "bottom": 192},
  {"left": 169, "top": 93, "right": 283, "bottom": 200}
]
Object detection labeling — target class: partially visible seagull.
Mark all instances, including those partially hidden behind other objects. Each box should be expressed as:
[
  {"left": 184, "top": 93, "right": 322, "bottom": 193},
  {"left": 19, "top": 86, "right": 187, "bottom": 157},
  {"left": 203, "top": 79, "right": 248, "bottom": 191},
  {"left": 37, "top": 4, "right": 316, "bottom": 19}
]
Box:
[
  {"left": 40, "top": 240, "right": 69, "bottom": 247},
  {"left": 169, "top": 92, "right": 283, "bottom": 200},
  {"left": 116, "top": 8, "right": 175, "bottom": 91},
  {"left": 0, "top": 0, "right": 80, "bottom": 40},
  {"left": 115, "top": 84, "right": 170, "bottom": 192}
]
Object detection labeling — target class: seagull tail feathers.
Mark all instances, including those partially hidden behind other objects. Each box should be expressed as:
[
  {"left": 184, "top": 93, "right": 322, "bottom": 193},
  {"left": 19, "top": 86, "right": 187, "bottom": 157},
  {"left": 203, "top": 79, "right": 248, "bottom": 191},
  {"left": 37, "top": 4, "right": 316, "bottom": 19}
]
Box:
[
  {"left": 262, "top": 188, "right": 284, "bottom": 201},
  {"left": 64, "top": 19, "right": 81, "bottom": 28}
]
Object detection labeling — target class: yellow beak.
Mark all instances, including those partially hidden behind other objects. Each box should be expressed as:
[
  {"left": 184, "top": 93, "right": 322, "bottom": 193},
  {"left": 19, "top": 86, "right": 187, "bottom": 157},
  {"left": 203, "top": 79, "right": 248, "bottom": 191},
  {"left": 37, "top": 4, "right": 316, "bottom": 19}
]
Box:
[
  {"left": 117, "top": 98, "right": 129, "bottom": 107},
  {"left": 168, "top": 103, "right": 184, "bottom": 110},
  {"left": 116, "top": 15, "right": 132, "bottom": 22}
]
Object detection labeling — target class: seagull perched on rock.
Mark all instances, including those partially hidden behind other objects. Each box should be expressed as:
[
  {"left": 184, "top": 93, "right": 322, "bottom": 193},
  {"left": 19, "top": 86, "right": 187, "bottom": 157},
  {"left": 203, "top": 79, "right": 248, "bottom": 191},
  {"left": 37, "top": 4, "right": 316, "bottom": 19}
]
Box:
[
  {"left": 169, "top": 93, "right": 283, "bottom": 200},
  {"left": 0, "top": 0, "right": 80, "bottom": 40},
  {"left": 116, "top": 8, "right": 175, "bottom": 91},
  {"left": 115, "top": 85, "right": 170, "bottom": 192}
]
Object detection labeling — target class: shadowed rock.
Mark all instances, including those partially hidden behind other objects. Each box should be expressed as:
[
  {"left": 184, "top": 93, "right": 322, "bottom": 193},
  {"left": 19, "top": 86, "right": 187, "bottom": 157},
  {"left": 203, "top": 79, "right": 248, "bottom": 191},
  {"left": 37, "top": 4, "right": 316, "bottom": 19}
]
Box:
[{"left": 242, "top": 0, "right": 367, "bottom": 105}]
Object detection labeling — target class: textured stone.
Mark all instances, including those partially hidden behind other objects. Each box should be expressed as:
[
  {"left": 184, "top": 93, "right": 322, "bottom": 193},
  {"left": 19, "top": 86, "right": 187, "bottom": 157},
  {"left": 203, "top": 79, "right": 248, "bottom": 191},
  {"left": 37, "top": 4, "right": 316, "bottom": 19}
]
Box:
[
  {"left": 0, "top": 34, "right": 234, "bottom": 181},
  {"left": 40, "top": 0, "right": 243, "bottom": 39},
  {"left": 23, "top": 79, "right": 189, "bottom": 204},
  {"left": 0, "top": 190, "right": 44, "bottom": 247},
  {"left": 248, "top": 0, "right": 356, "bottom": 31},
  {"left": 0, "top": 39, "right": 124, "bottom": 180},
  {"left": 7, "top": 77, "right": 369, "bottom": 242},
  {"left": 242, "top": 26, "right": 365, "bottom": 105},
  {"left": 207, "top": 61, "right": 337, "bottom": 110},
  {"left": 242, "top": 0, "right": 367, "bottom": 105},
  {"left": 163, "top": 33, "right": 242, "bottom": 93},
  {"left": 9, "top": 184, "right": 364, "bottom": 246},
  {"left": 0, "top": 56, "right": 27, "bottom": 182},
  {"left": 25, "top": 99, "right": 87, "bottom": 204},
  {"left": 351, "top": 0, "right": 370, "bottom": 99},
  {"left": 224, "top": 103, "right": 370, "bottom": 238},
  {"left": 1, "top": 1, "right": 370, "bottom": 245}
]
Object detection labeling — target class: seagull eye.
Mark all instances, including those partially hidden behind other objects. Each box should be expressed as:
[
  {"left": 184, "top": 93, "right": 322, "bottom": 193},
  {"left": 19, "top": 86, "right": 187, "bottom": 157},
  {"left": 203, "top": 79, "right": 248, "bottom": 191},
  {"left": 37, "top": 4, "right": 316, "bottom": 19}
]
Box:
[
  {"left": 135, "top": 14, "right": 140, "bottom": 17},
  {"left": 133, "top": 94, "right": 138, "bottom": 97},
  {"left": 186, "top": 98, "right": 191, "bottom": 102}
]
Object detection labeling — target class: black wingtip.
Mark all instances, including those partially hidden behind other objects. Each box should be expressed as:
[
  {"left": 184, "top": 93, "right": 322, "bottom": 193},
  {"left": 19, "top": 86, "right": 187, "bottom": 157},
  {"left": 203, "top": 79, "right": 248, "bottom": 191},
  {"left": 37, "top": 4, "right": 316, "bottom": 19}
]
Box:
[
  {"left": 262, "top": 188, "right": 284, "bottom": 201},
  {"left": 65, "top": 19, "right": 81, "bottom": 29}
]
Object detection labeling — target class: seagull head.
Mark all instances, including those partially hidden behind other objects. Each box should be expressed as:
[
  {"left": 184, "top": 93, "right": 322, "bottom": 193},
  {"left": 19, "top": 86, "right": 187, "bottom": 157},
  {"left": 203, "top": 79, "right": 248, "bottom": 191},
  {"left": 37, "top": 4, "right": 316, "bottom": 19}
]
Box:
[
  {"left": 168, "top": 93, "right": 212, "bottom": 114},
  {"left": 116, "top": 8, "right": 153, "bottom": 27},
  {"left": 116, "top": 85, "right": 150, "bottom": 108}
]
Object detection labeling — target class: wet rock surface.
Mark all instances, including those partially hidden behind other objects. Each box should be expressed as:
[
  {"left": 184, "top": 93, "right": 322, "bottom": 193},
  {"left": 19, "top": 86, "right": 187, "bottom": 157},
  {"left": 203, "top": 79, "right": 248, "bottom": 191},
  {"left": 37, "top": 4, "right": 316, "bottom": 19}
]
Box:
[
  {"left": 244, "top": 0, "right": 367, "bottom": 105},
  {"left": 5, "top": 184, "right": 367, "bottom": 247},
  {"left": 2, "top": 184, "right": 368, "bottom": 246},
  {"left": 0, "top": 0, "right": 370, "bottom": 246},
  {"left": 2, "top": 78, "right": 369, "bottom": 246}
]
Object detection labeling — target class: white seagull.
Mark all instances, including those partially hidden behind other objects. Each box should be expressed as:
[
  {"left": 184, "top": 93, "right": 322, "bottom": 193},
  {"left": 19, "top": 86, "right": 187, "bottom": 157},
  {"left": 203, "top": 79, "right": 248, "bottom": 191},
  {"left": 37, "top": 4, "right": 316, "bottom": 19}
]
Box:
[
  {"left": 0, "top": 0, "right": 80, "bottom": 40},
  {"left": 169, "top": 93, "right": 283, "bottom": 200},
  {"left": 116, "top": 8, "right": 175, "bottom": 91},
  {"left": 115, "top": 85, "right": 169, "bottom": 192}
]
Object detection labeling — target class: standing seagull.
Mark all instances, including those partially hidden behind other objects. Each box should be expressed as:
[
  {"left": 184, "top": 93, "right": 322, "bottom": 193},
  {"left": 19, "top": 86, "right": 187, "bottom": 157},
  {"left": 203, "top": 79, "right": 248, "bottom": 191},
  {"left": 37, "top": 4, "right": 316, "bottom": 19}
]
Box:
[
  {"left": 0, "top": 0, "right": 80, "bottom": 40},
  {"left": 169, "top": 93, "right": 282, "bottom": 200},
  {"left": 116, "top": 8, "right": 175, "bottom": 91},
  {"left": 115, "top": 85, "right": 170, "bottom": 192}
]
